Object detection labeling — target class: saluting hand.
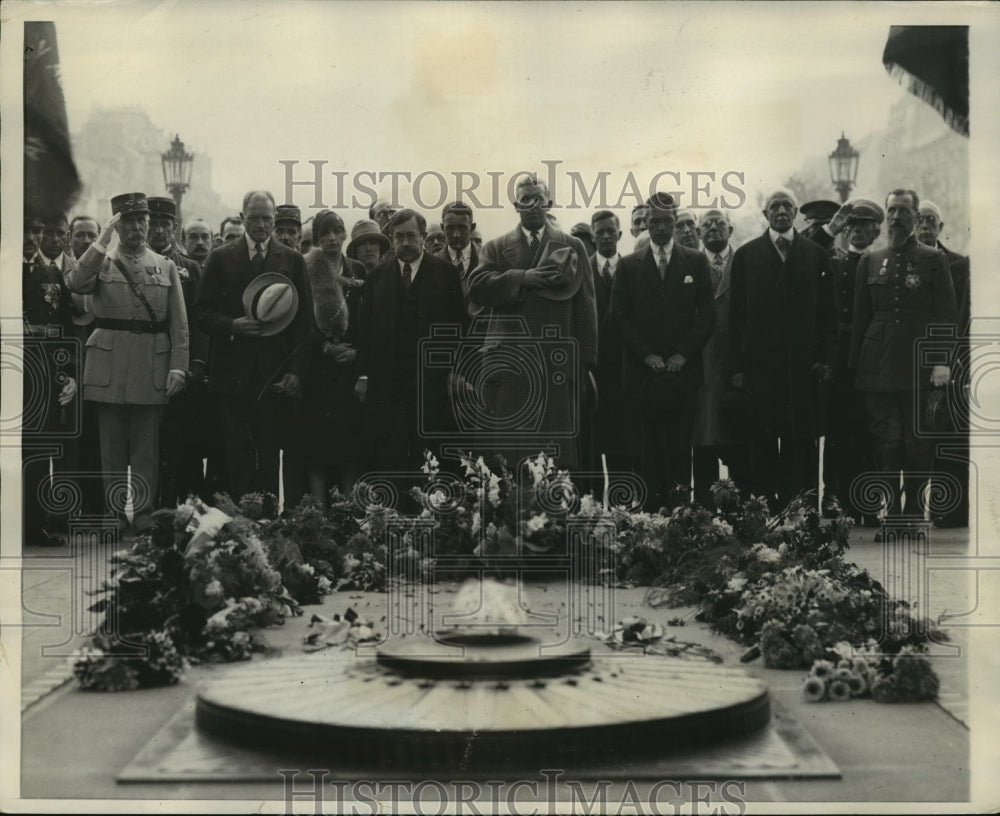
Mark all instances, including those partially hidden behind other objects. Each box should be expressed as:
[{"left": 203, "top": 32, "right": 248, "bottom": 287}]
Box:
[
  {"left": 96, "top": 214, "right": 120, "bottom": 250},
  {"left": 827, "top": 202, "right": 855, "bottom": 236},
  {"left": 931, "top": 365, "right": 950, "bottom": 388}
]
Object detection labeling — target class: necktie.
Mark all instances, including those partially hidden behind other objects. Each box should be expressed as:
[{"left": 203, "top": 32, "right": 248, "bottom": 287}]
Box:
[
  {"left": 252, "top": 243, "right": 265, "bottom": 272},
  {"left": 602, "top": 259, "right": 612, "bottom": 283},
  {"left": 454, "top": 253, "right": 464, "bottom": 275},
  {"left": 657, "top": 246, "right": 668, "bottom": 280},
  {"left": 710, "top": 254, "right": 724, "bottom": 289},
  {"left": 528, "top": 231, "right": 540, "bottom": 262},
  {"left": 402, "top": 263, "right": 412, "bottom": 289},
  {"left": 775, "top": 236, "right": 790, "bottom": 260}
]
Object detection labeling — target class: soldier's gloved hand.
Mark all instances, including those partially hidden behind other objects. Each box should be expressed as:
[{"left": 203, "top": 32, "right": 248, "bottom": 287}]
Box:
[
  {"left": 665, "top": 353, "right": 686, "bottom": 373},
  {"left": 827, "top": 202, "right": 855, "bottom": 235},
  {"left": 166, "top": 370, "right": 187, "bottom": 397},
  {"left": 354, "top": 378, "right": 368, "bottom": 403},
  {"left": 931, "top": 365, "right": 951, "bottom": 388},
  {"left": 96, "top": 215, "right": 120, "bottom": 250}
]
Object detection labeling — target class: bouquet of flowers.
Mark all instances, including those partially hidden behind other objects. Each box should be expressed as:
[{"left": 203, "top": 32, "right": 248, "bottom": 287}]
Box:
[
  {"left": 802, "top": 642, "right": 940, "bottom": 703},
  {"left": 72, "top": 498, "right": 305, "bottom": 691},
  {"left": 728, "top": 563, "right": 944, "bottom": 669}
]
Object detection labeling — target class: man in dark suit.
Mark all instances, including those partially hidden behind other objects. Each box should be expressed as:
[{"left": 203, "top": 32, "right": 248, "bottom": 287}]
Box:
[
  {"left": 194, "top": 190, "right": 314, "bottom": 501},
  {"left": 469, "top": 175, "right": 598, "bottom": 471},
  {"left": 691, "top": 208, "right": 748, "bottom": 508},
  {"left": 23, "top": 211, "right": 78, "bottom": 546},
  {"left": 729, "top": 188, "right": 838, "bottom": 513},
  {"left": 583, "top": 210, "right": 629, "bottom": 481},
  {"left": 354, "top": 209, "right": 468, "bottom": 473},
  {"left": 147, "top": 197, "right": 220, "bottom": 505},
  {"left": 613, "top": 193, "right": 715, "bottom": 511},
  {"left": 920, "top": 200, "right": 969, "bottom": 528},
  {"left": 436, "top": 201, "right": 481, "bottom": 318}
]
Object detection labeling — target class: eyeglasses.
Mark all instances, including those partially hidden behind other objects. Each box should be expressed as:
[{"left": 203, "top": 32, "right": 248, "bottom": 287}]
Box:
[{"left": 514, "top": 194, "right": 549, "bottom": 211}]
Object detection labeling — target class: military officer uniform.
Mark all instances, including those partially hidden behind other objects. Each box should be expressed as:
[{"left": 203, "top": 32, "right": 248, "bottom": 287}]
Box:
[
  {"left": 66, "top": 193, "right": 189, "bottom": 530},
  {"left": 820, "top": 201, "right": 882, "bottom": 522},
  {"left": 22, "top": 248, "right": 77, "bottom": 545},
  {"left": 146, "top": 197, "right": 226, "bottom": 506},
  {"left": 849, "top": 233, "right": 956, "bottom": 519}
]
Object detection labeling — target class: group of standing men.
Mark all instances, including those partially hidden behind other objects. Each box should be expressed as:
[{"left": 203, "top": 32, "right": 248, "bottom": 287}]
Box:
[{"left": 22, "top": 173, "right": 970, "bottom": 546}]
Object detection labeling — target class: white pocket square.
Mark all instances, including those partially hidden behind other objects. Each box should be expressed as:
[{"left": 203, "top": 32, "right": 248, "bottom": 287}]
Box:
[{"left": 683, "top": 275, "right": 694, "bottom": 284}]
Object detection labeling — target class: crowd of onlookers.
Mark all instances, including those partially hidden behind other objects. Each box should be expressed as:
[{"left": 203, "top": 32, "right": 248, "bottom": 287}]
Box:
[{"left": 22, "top": 175, "right": 970, "bottom": 547}]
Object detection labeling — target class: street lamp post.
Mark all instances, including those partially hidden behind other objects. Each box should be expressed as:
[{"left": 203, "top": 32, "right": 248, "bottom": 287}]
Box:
[
  {"left": 828, "top": 132, "right": 860, "bottom": 203},
  {"left": 161, "top": 134, "right": 194, "bottom": 238}
]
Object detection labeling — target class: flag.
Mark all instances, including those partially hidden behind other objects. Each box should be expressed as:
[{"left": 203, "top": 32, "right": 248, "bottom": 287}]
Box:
[
  {"left": 883, "top": 25, "right": 969, "bottom": 138},
  {"left": 24, "top": 21, "right": 81, "bottom": 219}
]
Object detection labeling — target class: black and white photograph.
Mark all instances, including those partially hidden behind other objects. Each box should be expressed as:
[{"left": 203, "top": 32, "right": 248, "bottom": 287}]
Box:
[{"left": 3, "top": 1, "right": 999, "bottom": 812}]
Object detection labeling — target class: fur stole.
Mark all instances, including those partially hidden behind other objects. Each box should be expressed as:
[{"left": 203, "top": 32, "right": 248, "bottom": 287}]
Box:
[{"left": 304, "top": 248, "right": 349, "bottom": 340}]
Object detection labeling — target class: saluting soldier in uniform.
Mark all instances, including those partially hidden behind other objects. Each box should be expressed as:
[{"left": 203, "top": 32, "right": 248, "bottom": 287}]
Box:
[
  {"left": 819, "top": 199, "right": 883, "bottom": 523},
  {"left": 849, "top": 189, "right": 956, "bottom": 537},
  {"left": 67, "top": 193, "right": 189, "bottom": 534}
]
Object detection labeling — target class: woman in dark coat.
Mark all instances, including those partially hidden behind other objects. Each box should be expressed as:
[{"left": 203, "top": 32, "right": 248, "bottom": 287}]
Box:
[{"left": 302, "top": 210, "right": 367, "bottom": 504}]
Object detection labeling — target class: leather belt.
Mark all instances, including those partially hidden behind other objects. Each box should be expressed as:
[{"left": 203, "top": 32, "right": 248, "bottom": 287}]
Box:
[{"left": 95, "top": 317, "right": 169, "bottom": 334}]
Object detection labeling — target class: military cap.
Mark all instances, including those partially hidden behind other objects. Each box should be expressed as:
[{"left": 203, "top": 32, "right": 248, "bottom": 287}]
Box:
[
  {"left": 847, "top": 198, "right": 885, "bottom": 224},
  {"left": 147, "top": 196, "right": 177, "bottom": 218},
  {"left": 799, "top": 199, "right": 840, "bottom": 224},
  {"left": 275, "top": 204, "right": 302, "bottom": 226},
  {"left": 111, "top": 192, "right": 150, "bottom": 216}
]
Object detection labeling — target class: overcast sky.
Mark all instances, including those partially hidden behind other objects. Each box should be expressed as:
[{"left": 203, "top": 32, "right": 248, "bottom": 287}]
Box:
[{"left": 6, "top": 1, "right": 999, "bottom": 240}]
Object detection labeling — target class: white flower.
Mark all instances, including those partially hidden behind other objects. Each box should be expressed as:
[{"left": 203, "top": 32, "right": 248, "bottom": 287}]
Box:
[
  {"left": 711, "top": 518, "right": 734, "bottom": 536},
  {"left": 204, "top": 579, "right": 224, "bottom": 600},
  {"left": 487, "top": 474, "right": 501, "bottom": 507},
  {"left": 525, "top": 513, "right": 549, "bottom": 534},
  {"left": 192, "top": 507, "right": 232, "bottom": 540},
  {"left": 727, "top": 574, "right": 748, "bottom": 592}
]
